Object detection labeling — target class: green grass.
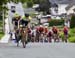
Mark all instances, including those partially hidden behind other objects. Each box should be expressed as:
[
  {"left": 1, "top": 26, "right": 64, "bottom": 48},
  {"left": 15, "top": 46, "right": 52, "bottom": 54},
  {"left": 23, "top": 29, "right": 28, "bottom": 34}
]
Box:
[
  {"left": 0, "top": 21, "right": 4, "bottom": 39},
  {"left": 0, "top": 31, "right": 4, "bottom": 39}
]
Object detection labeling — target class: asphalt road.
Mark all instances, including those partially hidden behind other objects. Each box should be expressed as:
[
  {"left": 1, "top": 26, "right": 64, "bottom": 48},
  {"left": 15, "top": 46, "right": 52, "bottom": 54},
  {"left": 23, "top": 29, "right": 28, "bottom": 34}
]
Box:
[{"left": 0, "top": 42, "right": 75, "bottom": 58}]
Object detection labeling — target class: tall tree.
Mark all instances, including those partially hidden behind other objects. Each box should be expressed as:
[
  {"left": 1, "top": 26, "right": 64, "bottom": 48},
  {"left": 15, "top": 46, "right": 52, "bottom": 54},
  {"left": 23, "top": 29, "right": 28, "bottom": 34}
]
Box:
[
  {"left": 70, "top": 14, "right": 75, "bottom": 28},
  {"left": 32, "top": 0, "right": 40, "bottom": 4},
  {"left": 34, "top": 0, "right": 51, "bottom": 14}
]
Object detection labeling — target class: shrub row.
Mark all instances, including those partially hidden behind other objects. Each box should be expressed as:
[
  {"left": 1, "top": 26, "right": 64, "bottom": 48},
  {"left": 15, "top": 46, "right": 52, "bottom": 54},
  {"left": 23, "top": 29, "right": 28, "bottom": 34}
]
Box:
[{"left": 49, "top": 19, "right": 64, "bottom": 26}]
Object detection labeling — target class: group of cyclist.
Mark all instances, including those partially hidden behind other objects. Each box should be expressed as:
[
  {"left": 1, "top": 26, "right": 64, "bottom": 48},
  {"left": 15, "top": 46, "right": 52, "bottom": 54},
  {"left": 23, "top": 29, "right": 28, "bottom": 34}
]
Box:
[
  {"left": 28, "top": 25, "right": 69, "bottom": 43},
  {"left": 11, "top": 13, "right": 69, "bottom": 48}
]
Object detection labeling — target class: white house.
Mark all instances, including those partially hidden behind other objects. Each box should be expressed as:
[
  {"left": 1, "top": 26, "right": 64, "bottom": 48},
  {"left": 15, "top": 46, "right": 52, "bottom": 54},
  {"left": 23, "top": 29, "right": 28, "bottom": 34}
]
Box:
[
  {"left": 51, "top": 4, "right": 68, "bottom": 15},
  {"left": 7, "top": 2, "right": 24, "bottom": 33},
  {"left": 50, "top": 3, "right": 68, "bottom": 19},
  {"left": 58, "top": 4, "right": 68, "bottom": 15},
  {"left": 66, "top": 5, "right": 75, "bottom": 15},
  {"left": 49, "top": 0, "right": 75, "bottom": 16}
]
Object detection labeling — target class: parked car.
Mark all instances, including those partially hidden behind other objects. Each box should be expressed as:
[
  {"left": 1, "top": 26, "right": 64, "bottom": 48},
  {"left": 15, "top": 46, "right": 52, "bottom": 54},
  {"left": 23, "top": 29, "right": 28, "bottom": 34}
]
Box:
[
  {"left": 40, "top": 15, "right": 51, "bottom": 24},
  {"left": 51, "top": 15, "right": 61, "bottom": 19}
]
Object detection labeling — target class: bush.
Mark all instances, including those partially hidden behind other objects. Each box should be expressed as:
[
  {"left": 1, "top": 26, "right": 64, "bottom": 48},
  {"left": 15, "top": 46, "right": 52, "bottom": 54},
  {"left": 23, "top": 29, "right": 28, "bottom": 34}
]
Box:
[
  {"left": 69, "top": 28, "right": 75, "bottom": 37},
  {"left": 49, "top": 19, "right": 64, "bottom": 26},
  {"left": 68, "top": 28, "right": 75, "bottom": 43},
  {"left": 68, "top": 36, "right": 75, "bottom": 43},
  {"left": 70, "top": 28, "right": 75, "bottom": 33},
  {"left": 70, "top": 15, "right": 75, "bottom": 28}
]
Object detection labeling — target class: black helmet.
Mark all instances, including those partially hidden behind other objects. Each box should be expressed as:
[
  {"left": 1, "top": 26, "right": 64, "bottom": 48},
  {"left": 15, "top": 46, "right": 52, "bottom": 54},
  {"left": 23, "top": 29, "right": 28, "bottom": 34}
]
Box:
[{"left": 25, "top": 13, "right": 29, "bottom": 17}]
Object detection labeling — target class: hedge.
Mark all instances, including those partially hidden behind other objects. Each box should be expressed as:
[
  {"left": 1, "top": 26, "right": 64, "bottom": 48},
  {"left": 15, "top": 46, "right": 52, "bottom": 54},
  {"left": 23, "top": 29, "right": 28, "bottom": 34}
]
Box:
[{"left": 49, "top": 19, "right": 64, "bottom": 26}]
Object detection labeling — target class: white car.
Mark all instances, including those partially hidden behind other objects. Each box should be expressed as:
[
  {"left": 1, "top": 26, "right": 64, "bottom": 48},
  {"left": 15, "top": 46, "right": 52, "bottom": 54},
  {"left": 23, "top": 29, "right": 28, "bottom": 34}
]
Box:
[
  {"left": 51, "top": 15, "right": 61, "bottom": 19},
  {"left": 40, "top": 15, "right": 51, "bottom": 24}
]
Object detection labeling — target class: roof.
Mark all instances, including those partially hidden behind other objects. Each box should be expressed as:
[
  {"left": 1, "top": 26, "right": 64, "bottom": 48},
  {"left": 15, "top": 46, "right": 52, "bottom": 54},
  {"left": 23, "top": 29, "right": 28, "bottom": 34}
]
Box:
[
  {"left": 49, "top": 0, "right": 75, "bottom": 4},
  {"left": 51, "top": 3, "right": 58, "bottom": 7},
  {"left": 65, "top": 4, "right": 73, "bottom": 10}
]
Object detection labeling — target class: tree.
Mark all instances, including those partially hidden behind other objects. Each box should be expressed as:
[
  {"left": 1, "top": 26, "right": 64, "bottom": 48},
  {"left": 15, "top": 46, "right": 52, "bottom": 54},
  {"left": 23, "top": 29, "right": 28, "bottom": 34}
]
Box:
[
  {"left": 35, "top": 0, "right": 51, "bottom": 15},
  {"left": 26, "top": 0, "right": 33, "bottom": 8},
  {"left": 70, "top": 15, "right": 75, "bottom": 28},
  {"left": 32, "top": 0, "right": 40, "bottom": 4},
  {"left": 0, "top": 0, "right": 9, "bottom": 32}
]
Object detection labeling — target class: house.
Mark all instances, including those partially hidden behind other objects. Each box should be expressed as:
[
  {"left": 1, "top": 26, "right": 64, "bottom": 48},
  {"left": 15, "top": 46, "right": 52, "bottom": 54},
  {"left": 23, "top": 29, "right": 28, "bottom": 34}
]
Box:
[
  {"left": 7, "top": 2, "right": 24, "bottom": 16},
  {"left": 49, "top": 0, "right": 69, "bottom": 16},
  {"left": 49, "top": 0, "right": 75, "bottom": 15},
  {"left": 66, "top": 4, "right": 75, "bottom": 15}
]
